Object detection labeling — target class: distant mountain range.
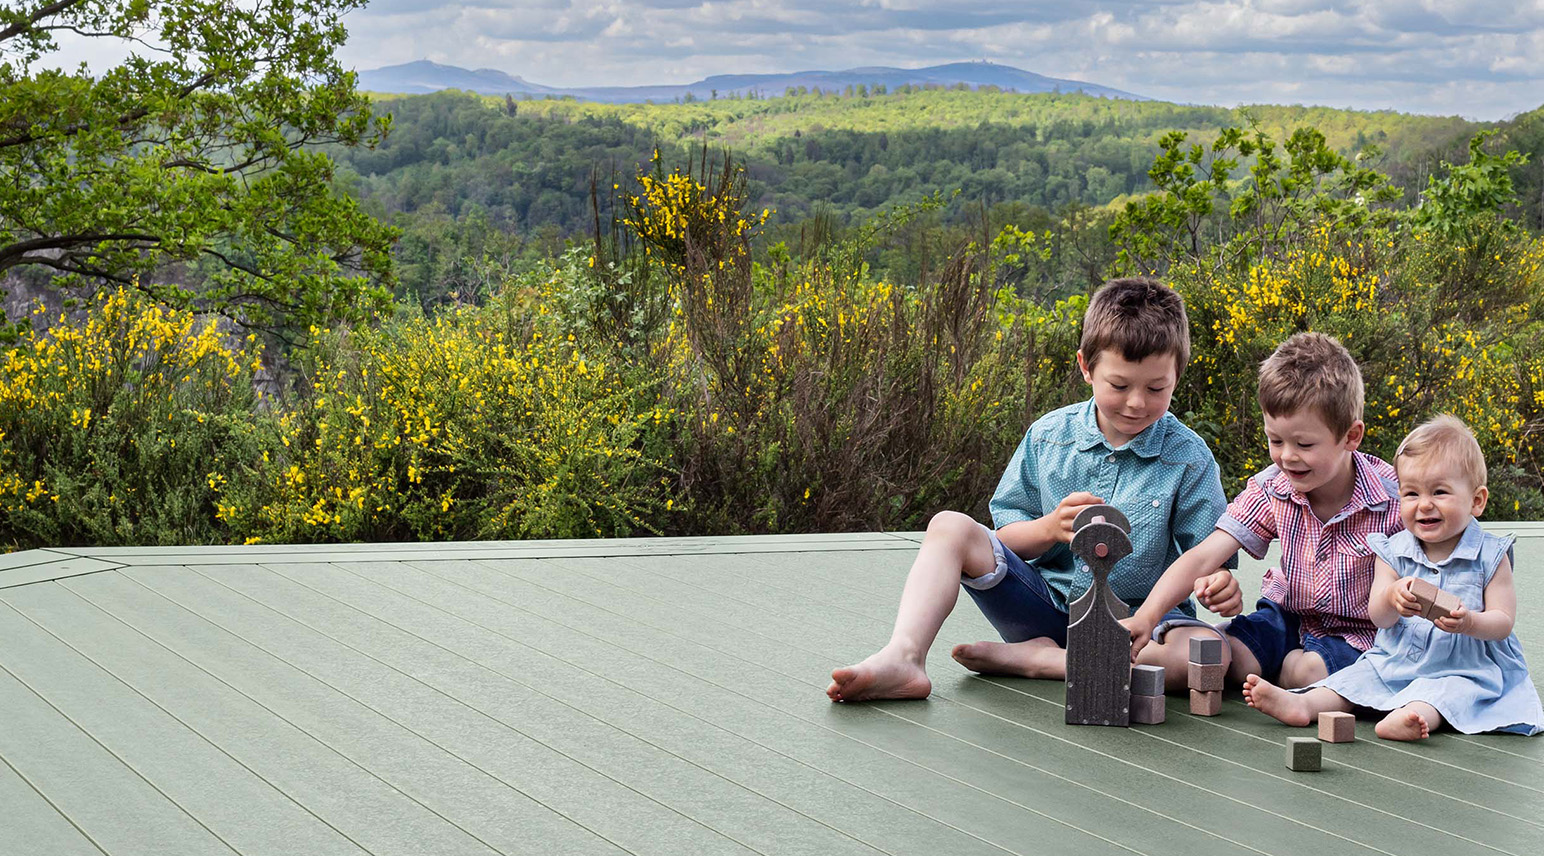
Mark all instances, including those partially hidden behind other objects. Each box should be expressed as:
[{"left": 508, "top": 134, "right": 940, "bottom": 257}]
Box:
[{"left": 358, "top": 60, "right": 1146, "bottom": 103}]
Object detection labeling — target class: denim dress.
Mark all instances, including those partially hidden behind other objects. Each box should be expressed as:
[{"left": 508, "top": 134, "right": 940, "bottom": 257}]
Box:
[{"left": 1315, "top": 522, "right": 1543, "bottom": 735}]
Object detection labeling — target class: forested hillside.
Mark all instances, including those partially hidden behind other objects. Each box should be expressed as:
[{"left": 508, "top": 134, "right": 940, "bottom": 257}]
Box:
[{"left": 338, "top": 87, "right": 1490, "bottom": 234}]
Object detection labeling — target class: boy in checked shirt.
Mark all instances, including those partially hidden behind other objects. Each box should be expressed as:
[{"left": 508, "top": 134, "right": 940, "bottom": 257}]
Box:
[{"left": 1126, "top": 332, "right": 1403, "bottom": 689}]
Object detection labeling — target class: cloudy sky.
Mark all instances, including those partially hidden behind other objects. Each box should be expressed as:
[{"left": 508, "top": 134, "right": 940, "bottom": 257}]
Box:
[
  {"left": 326, "top": 0, "right": 1544, "bottom": 118},
  {"left": 43, "top": 1, "right": 1544, "bottom": 119}
]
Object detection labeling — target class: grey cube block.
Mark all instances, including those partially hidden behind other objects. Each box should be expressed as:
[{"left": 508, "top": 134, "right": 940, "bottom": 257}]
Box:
[
  {"left": 1189, "top": 636, "right": 1224, "bottom": 665},
  {"left": 1130, "top": 693, "right": 1166, "bottom": 724},
  {"left": 1286, "top": 737, "right": 1322, "bottom": 772},
  {"left": 1131, "top": 664, "right": 1165, "bottom": 697},
  {"left": 1188, "top": 661, "right": 1225, "bottom": 692}
]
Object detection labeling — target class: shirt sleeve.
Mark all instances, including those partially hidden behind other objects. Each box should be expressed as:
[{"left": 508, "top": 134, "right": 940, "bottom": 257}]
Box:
[
  {"left": 989, "top": 428, "right": 1041, "bottom": 528},
  {"left": 1173, "top": 457, "right": 1236, "bottom": 569},
  {"left": 1216, "top": 476, "right": 1277, "bottom": 560}
]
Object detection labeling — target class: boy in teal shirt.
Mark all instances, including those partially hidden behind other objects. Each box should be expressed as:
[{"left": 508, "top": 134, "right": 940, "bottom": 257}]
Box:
[{"left": 829, "top": 278, "right": 1235, "bottom": 701}]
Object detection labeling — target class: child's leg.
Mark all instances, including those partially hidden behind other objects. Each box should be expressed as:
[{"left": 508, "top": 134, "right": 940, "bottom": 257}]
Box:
[
  {"left": 1242, "top": 677, "right": 1352, "bottom": 726},
  {"left": 1276, "top": 650, "right": 1329, "bottom": 688},
  {"left": 1375, "top": 702, "right": 1443, "bottom": 742},
  {"left": 827, "top": 511, "right": 997, "bottom": 701}
]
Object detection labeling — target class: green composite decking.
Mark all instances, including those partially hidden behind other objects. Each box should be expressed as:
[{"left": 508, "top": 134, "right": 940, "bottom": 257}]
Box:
[{"left": 3, "top": 527, "right": 1543, "bottom": 856}]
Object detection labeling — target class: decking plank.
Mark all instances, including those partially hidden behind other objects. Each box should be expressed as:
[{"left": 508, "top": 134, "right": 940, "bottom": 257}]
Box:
[
  {"left": 32, "top": 573, "right": 513, "bottom": 856},
  {"left": 136, "top": 562, "right": 789, "bottom": 856},
  {"left": 177, "top": 560, "right": 1057, "bottom": 856},
  {"left": 0, "top": 556, "right": 121, "bottom": 590},
  {"left": 248, "top": 559, "right": 1024, "bottom": 856},
  {"left": 0, "top": 591, "right": 370, "bottom": 856},
  {"left": 0, "top": 749, "right": 105, "bottom": 856},
  {"left": 0, "top": 621, "right": 237, "bottom": 856}
]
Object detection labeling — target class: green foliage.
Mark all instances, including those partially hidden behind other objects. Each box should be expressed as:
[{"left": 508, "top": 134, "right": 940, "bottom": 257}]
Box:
[
  {"left": 1412, "top": 131, "right": 1529, "bottom": 238},
  {"left": 1111, "top": 124, "right": 1399, "bottom": 273},
  {"left": 0, "top": 0, "right": 397, "bottom": 338}
]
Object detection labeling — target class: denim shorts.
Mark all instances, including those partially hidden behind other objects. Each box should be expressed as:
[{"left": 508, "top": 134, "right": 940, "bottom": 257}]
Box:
[
  {"left": 1224, "top": 598, "right": 1363, "bottom": 682},
  {"left": 961, "top": 528, "right": 1202, "bottom": 646}
]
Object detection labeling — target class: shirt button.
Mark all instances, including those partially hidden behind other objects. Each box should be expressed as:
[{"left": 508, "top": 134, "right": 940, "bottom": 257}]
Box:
[
  {"left": 1152, "top": 500, "right": 1161, "bottom": 508},
  {"left": 1105, "top": 454, "right": 1116, "bottom": 463}
]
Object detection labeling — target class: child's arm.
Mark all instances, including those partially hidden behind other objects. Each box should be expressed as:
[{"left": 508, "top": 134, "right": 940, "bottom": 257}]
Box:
[
  {"left": 1434, "top": 555, "right": 1517, "bottom": 640},
  {"left": 1124, "top": 529, "right": 1244, "bottom": 656},
  {"left": 996, "top": 491, "right": 1105, "bottom": 560},
  {"left": 1369, "top": 557, "right": 1418, "bottom": 627}
]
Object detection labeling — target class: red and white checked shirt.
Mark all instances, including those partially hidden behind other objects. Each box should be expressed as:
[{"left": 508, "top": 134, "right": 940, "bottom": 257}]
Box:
[{"left": 1216, "top": 452, "right": 1403, "bottom": 651}]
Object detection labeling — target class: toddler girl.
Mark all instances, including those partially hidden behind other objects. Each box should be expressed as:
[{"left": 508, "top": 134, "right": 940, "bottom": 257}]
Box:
[{"left": 1243, "top": 415, "right": 1542, "bottom": 740}]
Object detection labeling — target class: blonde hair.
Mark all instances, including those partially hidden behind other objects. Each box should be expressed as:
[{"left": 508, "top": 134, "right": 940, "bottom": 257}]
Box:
[
  {"left": 1080, "top": 277, "right": 1191, "bottom": 375},
  {"left": 1257, "top": 332, "right": 1363, "bottom": 438},
  {"left": 1395, "top": 414, "right": 1488, "bottom": 489}
]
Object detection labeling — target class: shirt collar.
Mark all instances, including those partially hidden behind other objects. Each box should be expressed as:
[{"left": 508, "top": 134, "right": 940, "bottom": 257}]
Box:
[
  {"left": 1263, "top": 452, "right": 1395, "bottom": 517},
  {"left": 1074, "top": 398, "right": 1167, "bottom": 458},
  {"left": 1406, "top": 519, "right": 1486, "bottom": 570}
]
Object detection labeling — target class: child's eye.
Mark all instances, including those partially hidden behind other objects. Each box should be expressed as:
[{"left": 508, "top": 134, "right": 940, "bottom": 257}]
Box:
[
  {"left": 1110, "top": 384, "right": 1127, "bottom": 390},
  {"left": 1148, "top": 386, "right": 1166, "bottom": 393},
  {"left": 1298, "top": 444, "right": 1314, "bottom": 450}
]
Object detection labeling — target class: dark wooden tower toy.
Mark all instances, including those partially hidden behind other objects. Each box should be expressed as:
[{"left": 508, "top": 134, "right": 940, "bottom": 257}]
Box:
[{"left": 1065, "top": 505, "right": 1133, "bottom": 726}]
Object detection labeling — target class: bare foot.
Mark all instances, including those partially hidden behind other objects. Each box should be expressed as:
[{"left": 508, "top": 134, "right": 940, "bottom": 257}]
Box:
[
  {"left": 1242, "top": 674, "right": 1313, "bottom": 726},
  {"left": 828, "top": 647, "right": 932, "bottom": 702},
  {"left": 1375, "top": 707, "right": 1431, "bottom": 741},
  {"left": 950, "top": 637, "right": 1065, "bottom": 679}
]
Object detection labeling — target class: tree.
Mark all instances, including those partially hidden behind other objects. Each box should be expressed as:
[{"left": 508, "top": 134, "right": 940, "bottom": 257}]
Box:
[{"left": 0, "top": 0, "right": 397, "bottom": 339}]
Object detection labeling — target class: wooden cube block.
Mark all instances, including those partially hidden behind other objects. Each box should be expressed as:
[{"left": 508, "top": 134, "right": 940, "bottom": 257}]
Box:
[
  {"left": 1130, "top": 693, "right": 1166, "bottom": 725},
  {"left": 1131, "top": 664, "right": 1165, "bottom": 697},
  {"left": 1189, "top": 688, "right": 1221, "bottom": 716},
  {"left": 1318, "top": 711, "right": 1355, "bottom": 743},
  {"left": 1189, "top": 635, "right": 1223, "bottom": 665},
  {"left": 1409, "top": 578, "right": 1462, "bottom": 621},
  {"left": 1286, "top": 737, "right": 1322, "bottom": 771},
  {"left": 1188, "top": 661, "right": 1225, "bottom": 692}
]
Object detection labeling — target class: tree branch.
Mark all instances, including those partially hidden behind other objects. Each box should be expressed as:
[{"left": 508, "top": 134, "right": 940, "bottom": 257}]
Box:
[
  {"left": 0, "top": 0, "right": 86, "bottom": 45},
  {"left": 0, "top": 232, "right": 162, "bottom": 273}
]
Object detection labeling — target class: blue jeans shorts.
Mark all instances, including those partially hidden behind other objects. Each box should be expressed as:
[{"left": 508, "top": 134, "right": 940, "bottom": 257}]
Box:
[
  {"left": 960, "top": 527, "right": 1212, "bottom": 646},
  {"left": 1223, "top": 598, "right": 1363, "bottom": 682}
]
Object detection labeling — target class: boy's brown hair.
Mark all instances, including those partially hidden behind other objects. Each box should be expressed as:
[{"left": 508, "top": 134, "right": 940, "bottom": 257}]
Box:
[
  {"left": 1257, "top": 332, "right": 1363, "bottom": 438},
  {"left": 1395, "top": 414, "right": 1488, "bottom": 489},
  {"left": 1080, "top": 277, "right": 1191, "bottom": 374}
]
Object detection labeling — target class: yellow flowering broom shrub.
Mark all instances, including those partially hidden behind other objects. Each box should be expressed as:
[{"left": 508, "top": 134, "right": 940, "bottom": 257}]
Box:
[
  {"left": 218, "top": 300, "right": 673, "bottom": 543},
  {"left": 0, "top": 288, "right": 267, "bottom": 548},
  {"left": 1174, "top": 222, "right": 1544, "bottom": 516}
]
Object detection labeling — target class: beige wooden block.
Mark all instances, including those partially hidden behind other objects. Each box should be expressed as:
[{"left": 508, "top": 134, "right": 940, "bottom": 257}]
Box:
[
  {"left": 1189, "top": 688, "right": 1221, "bottom": 716},
  {"left": 1188, "top": 661, "right": 1225, "bottom": 692},
  {"left": 1410, "top": 577, "right": 1461, "bottom": 621},
  {"left": 1318, "top": 711, "right": 1355, "bottom": 743}
]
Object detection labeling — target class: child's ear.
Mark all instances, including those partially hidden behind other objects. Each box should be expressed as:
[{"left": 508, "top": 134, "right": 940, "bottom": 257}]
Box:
[
  {"left": 1343, "top": 420, "right": 1365, "bottom": 451},
  {"left": 1471, "top": 485, "right": 1489, "bottom": 518},
  {"left": 1076, "top": 349, "right": 1093, "bottom": 383}
]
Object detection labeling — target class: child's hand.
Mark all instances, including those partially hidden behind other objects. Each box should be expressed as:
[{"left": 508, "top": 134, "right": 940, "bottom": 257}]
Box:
[
  {"left": 1433, "top": 604, "right": 1473, "bottom": 635},
  {"left": 1388, "top": 578, "right": 1423, "bottom": 617},
  {"left": 1194, "top": 570, "right": 1242, "bottom": 617},
  {"left": 1045, "top": 491, "right": 1105, "bottom": 543},
  {"left": 1120, "top": 614, "right": 1155, "bottom": 661}
]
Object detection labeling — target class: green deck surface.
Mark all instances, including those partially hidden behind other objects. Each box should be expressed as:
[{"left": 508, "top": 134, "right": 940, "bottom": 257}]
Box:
[{"left": 2, "top": 527, "right": 1540, "bottom": 856}]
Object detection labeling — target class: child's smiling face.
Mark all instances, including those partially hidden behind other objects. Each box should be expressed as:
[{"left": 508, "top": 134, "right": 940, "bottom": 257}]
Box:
[
  {"left": 1261, "top": 408, "right": 1362, "bottom": 498},
  {"left": 1078, "top": 348, "right": 1178, "bottom": 447},
  {"left": 1397, "top": 453, "right": 1488, "bottom": 556}
]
